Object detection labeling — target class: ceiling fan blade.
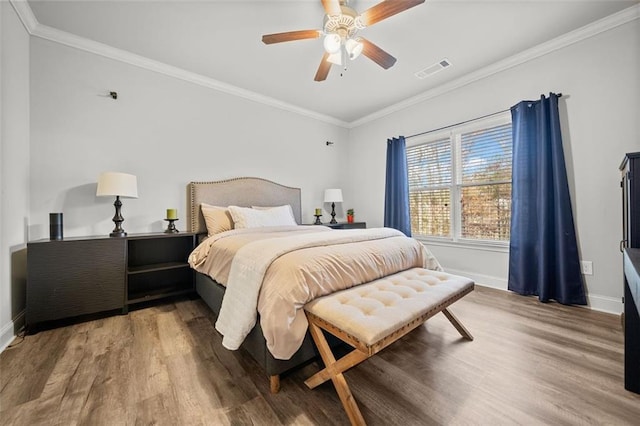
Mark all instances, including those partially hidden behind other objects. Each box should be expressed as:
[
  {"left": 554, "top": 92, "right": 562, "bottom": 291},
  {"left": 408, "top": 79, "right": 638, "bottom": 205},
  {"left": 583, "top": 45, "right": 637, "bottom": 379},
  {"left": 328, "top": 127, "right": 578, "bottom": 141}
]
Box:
[
  {"left": 360, "top": 38, "right": 397, "bottom": 69},
  {"left": 314, "top": 53, "right": 332, "bottom": 82},
  {"left": 360, "top": 0, "right": 425, "bottom": 27},
  {"left": 321, "top": 0, "right": 342, "bottom": 16},
  {"left": 262, "top": 30, "right": 320, "bottom": 45}
]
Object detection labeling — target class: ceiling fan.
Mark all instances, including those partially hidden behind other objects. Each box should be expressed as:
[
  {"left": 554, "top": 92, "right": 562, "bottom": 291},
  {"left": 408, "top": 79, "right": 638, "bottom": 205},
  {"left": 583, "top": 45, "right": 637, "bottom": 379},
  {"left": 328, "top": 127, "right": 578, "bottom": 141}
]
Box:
[{"left": 261, "top": 0, "right": 425, "bottom": 82}]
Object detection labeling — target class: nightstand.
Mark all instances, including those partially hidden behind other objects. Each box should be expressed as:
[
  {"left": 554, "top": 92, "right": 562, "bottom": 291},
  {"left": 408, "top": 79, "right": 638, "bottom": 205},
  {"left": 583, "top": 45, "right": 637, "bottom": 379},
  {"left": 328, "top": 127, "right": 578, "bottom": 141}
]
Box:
[
  {"left": 323, "top": 222, "right": 366, "bottom": 229},
  {"left": 26, "top": 232, "right": 196, "bottom": 330},
  {"left": 126, "top": 233, "right": 196, "bottom": 309}
]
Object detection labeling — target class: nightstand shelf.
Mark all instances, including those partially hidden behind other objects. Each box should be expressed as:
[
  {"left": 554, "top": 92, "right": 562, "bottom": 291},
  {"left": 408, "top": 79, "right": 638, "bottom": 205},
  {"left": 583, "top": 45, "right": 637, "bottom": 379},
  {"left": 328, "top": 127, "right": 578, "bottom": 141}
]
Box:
[
  {"left": 126, "top": 265, "right": 194, "bottom": 306},
  {"left": 128, "top": 283, "right": 193, "bottom": 305},
  {"left": 125, "top": 233, "right": 195, "bottom": 308},
  {"left": 128, "top": 261, "right": 189, "bottom": 274}
]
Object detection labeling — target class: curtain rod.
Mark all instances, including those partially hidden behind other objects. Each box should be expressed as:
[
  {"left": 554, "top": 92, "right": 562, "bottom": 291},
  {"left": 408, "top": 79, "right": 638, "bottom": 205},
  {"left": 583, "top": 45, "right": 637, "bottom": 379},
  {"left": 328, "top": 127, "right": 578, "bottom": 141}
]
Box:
[{"left": 405, "top": 93, "right": 562, "bottom": 140}]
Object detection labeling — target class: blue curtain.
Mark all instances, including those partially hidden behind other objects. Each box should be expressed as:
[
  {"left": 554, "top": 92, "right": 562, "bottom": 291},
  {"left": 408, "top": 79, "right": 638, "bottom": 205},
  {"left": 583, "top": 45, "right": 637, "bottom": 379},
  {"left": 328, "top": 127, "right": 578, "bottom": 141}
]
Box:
[
  {"left": 508, "top": 93, "right": 586, "bottom": 305},
  {"left": 384, "top": 136, "right": 411, "bottom": 236}
]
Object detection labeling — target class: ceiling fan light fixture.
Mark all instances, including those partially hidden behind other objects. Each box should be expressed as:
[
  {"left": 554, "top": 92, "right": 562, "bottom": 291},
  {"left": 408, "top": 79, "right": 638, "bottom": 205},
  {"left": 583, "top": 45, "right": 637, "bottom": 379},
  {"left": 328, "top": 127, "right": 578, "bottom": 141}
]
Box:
[
  {"left": 345, "top": 38, "right": 363, "bottom": 60},
  {"left": 327, "top": 51, "right": 342, "bottom": 66},
  {"left": 261, "top": 0, "right": 426, "bottom": 81},
  {"left": 323, "top": 33, "right": 341, "bottom": 54}
]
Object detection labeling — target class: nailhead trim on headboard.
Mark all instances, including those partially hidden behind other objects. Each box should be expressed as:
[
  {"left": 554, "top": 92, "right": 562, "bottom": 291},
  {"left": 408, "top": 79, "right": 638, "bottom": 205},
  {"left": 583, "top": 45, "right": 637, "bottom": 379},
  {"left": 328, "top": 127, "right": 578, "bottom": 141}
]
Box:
[{"left": 187, "top": 177, "right": 302, "bottom": 235}]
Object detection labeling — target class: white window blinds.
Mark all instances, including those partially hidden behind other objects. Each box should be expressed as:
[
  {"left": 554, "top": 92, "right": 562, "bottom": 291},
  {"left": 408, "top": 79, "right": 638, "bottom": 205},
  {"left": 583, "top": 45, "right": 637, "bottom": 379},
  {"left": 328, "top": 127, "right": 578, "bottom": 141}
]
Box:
[
  {"left": 407, "top": 119, "right": 512, "bottom": 242},
  {"left": 408, "top": 138, "right": 452, "bottom": 238},
  {"left": 459, "top": 123, "right": 512, "bottom": 240}
]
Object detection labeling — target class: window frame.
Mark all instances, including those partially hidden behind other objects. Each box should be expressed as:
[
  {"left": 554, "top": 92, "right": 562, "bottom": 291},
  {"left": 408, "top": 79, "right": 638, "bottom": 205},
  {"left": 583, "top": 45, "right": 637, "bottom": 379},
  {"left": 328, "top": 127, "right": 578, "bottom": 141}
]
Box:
[{"left": 407, "top": 113, "right": 512, "bottom": 251}]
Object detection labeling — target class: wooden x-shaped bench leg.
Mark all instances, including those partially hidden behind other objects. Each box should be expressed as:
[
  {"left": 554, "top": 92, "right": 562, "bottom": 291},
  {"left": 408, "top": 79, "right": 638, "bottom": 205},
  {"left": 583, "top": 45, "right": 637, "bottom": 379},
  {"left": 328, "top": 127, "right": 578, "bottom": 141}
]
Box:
[
  {"left": 306, "top": 320, "right": 367, "bottom": 426},
  {"left": 304, "top": 344, "right": 369, "bottom": 390},
  {"left": 442, "top": 308, "right": 474, "bottom": 341}
]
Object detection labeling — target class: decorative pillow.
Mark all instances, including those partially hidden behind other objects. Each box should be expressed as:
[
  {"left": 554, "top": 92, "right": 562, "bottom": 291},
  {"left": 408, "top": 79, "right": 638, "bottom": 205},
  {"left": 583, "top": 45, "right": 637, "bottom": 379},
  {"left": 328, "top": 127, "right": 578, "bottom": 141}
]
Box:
[
  {"left": 200, "top": 203, "right": 234, "bottom": 236},
  {"left": 251, "top": 204, "right": 296, "bottom": 223},
  {"left": 229, "top": 205, "right": 297, "bottom": 229}
]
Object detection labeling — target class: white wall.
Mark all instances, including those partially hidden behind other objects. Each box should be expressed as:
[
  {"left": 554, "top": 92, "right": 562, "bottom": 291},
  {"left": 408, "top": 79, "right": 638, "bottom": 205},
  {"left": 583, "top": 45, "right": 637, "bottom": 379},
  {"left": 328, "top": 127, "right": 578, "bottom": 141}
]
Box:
[
  {"left": 0, "top": 1, "right": 31, "bottom": 351},
  {"left": 29, "top": 38, "right": 350, "bottom": 241},
  {"left": 346, "top": 20, "right": 640, "bottom": 313}
]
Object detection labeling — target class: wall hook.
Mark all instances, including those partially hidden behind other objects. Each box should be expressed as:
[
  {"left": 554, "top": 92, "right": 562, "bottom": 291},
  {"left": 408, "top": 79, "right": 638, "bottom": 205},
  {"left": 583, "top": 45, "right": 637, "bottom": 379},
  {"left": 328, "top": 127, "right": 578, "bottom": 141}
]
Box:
[
  {"left": 109, "top": 91, "right": 118, "bottom": 100},
  {"left": 326, "top": 141, "right": 334, "bottom": 146}
]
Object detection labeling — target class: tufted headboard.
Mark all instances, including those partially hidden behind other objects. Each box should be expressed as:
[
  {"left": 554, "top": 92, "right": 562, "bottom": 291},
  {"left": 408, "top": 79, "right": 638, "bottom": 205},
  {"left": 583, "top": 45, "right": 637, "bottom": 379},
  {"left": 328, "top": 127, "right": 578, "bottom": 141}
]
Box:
[{"left": 188, "top": 177, "right": 302, "bottom": 234}]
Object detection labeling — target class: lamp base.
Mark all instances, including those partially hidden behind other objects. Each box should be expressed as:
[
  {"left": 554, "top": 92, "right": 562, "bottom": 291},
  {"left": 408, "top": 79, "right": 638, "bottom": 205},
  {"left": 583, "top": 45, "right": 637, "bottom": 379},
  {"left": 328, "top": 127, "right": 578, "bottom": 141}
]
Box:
[
  {"left": 109, "top": 196, "right": 127, "bottom": 237},
  {"left": 330, "top": 202, "right": 338, "bottom": 224},
  {"left": 314, "top": 215, "right": 322, "bottom": 225}
]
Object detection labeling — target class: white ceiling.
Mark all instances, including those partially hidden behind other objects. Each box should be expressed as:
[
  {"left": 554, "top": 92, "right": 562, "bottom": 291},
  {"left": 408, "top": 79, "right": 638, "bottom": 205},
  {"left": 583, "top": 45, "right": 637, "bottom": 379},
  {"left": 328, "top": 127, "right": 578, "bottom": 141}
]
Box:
[{"left": 27, "top": 0, "right": 639, "bottom": 124}]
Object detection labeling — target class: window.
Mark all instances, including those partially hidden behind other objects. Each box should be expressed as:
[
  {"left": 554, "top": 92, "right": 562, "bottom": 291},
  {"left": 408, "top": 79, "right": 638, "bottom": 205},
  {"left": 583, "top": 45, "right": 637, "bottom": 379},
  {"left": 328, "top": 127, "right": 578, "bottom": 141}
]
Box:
[{"left": 407, "top": 115, "right": 512, "bottom": 244}]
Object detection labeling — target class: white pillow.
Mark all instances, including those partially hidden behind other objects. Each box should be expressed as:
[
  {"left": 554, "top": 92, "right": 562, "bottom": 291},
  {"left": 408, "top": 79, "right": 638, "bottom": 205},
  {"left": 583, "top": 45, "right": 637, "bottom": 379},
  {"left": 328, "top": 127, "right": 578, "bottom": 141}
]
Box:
[
  {"left": 228, "top": 205, "right": 297, "bottom": 229},
  {"left": 201, "top": 203, "right": 234, "bottom": 236},
  {"left": 251, "top": 204, "right": 296, "bottom": 222}
]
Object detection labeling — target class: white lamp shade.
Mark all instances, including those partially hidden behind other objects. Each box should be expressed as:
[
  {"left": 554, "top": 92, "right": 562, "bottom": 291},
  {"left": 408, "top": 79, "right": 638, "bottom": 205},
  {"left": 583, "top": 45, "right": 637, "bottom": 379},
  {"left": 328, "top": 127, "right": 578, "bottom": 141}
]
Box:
[
  {"left": 323, "top": 33, "right": 341, "bottom": 54},
  {"left": 327, "top": 51, "right": 343, "bottom": 66},
  {"left": 324, "top": 188, "right": 343, "bottom": 203},
  {"left": 345, "top": 38, "right": 363, "bottom": 60},
  {"left": 96, "top": 172, "right": 138, "bottom": 198}
]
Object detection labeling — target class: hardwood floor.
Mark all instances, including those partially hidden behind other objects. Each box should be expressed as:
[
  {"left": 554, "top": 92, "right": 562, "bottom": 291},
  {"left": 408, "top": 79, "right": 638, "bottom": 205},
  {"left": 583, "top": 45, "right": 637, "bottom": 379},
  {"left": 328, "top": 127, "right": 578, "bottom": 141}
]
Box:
[{"left": 1, "top": 286, "right": 639, "bottom": 425}]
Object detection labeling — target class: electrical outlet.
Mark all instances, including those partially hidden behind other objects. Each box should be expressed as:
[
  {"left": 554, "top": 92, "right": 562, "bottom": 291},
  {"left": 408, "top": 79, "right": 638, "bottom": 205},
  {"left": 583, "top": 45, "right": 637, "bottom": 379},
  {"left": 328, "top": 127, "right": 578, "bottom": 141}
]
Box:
[{"left": 581, "top": 261, "right": 593, "bottom": 275}]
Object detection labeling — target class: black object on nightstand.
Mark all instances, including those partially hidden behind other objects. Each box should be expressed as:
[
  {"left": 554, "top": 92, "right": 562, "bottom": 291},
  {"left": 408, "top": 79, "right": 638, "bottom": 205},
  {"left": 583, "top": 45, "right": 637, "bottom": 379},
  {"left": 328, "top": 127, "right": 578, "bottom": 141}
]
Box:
[
  {"left": 26, "top": 232, "right": 196, "bottom": 331},
  {"left": 324, "top": 222, "right": 366, "bottom": 230}
]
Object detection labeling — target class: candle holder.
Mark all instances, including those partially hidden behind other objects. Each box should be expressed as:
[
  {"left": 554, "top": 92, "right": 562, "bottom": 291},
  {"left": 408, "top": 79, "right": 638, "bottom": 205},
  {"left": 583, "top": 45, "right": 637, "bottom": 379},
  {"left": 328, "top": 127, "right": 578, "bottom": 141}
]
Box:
[
  {"left": 164, "top": 218, "right": 179, "bottom": 233},
  {"left": 314, "top": 214, "right": 323, "bottom": 225}
]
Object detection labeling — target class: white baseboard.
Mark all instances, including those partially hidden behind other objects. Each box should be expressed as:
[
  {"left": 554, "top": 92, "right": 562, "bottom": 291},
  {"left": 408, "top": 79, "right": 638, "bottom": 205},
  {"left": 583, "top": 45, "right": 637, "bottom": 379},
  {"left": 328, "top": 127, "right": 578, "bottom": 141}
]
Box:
[
  {"left": 443, "top": 268, "right": 623, "bottom": 315},
  {"left": 586, "top": 294, "right": 623, "bottom": 315},
  {"left": 0, "top": 310, "right": 25, "bottom": 353},
  {"left": 444, "top": 268, "right": 508, "bottom": 290}
]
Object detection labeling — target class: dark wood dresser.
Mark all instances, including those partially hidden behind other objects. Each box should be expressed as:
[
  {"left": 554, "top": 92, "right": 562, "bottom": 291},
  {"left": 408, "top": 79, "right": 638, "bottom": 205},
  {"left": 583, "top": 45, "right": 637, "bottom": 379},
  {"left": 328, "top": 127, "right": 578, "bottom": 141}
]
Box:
[
  {"left": 623, "top": 248, "right": 640, "bottom": 394},
  {"left": 620, "top": 152, "right": 640, "bottom": 393},
  {"left": 27, "top": 232, "right": 195, "bottom": 331}
]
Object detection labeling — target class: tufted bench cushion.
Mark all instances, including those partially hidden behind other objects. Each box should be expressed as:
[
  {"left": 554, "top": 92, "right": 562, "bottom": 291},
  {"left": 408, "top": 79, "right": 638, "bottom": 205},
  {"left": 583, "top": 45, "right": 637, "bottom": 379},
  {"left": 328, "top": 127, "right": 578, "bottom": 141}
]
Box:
[
  {"left": 305, "top": 267, "right": 474, "bottom": 350},
  {"left": 303, "top": 267, "right": 474, "bottom": 425}
]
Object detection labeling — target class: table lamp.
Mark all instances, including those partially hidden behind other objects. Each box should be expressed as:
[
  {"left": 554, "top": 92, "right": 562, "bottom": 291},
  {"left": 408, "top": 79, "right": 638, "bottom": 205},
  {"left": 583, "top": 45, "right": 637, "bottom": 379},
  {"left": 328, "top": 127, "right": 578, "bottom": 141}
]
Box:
[
  {"left": 96, "top": 172, "right": 138, "bottom": 237},
  {"left": 324, "top": 188, "right": 343, "bottom": 224}
]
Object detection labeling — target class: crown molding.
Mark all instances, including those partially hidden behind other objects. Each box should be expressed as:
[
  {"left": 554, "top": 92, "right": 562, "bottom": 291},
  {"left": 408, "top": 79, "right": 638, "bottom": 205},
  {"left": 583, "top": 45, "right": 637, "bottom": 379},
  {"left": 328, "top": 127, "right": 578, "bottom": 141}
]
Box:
[
  {"left": 9, "top": 0, "right": 38, "bottom": 33},
  {"left": 9, "top": 0, "right": 639, "bottom": 129},
  {"left": 8, "top": 1, "right": 350, "bottom": 129},
  {"left": 349, "top": 3, "right": 640, "bottom": 128}
]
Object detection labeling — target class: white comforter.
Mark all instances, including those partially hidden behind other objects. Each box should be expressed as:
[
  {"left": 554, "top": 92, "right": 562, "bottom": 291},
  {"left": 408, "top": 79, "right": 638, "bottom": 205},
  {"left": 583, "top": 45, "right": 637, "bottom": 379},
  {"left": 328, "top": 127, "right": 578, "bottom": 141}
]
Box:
[{"left": 190, "top": 226, "right": 441, "bottom": 359}]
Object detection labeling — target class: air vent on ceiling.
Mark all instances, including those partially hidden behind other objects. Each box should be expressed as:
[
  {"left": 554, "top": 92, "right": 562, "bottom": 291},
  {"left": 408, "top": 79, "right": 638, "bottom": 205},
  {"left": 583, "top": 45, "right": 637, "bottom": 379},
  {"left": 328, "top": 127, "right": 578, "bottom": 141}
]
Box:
[{"left": 414, "top": 58, "right": 451, "bottom": 79}]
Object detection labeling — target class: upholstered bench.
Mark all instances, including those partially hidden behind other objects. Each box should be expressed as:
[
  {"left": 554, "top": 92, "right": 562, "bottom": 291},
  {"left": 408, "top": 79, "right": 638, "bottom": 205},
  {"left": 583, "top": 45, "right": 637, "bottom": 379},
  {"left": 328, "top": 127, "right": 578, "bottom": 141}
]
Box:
[{"left": 304, "top": 267, "right": 474, "bottom": 425}]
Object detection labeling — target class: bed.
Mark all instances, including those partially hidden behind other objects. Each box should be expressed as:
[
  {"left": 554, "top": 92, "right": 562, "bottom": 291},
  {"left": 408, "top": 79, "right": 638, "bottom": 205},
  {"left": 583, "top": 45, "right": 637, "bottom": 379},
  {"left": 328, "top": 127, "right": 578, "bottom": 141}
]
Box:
[{"left": 187, "top": 177, "right": 441, "bottom": 392}]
